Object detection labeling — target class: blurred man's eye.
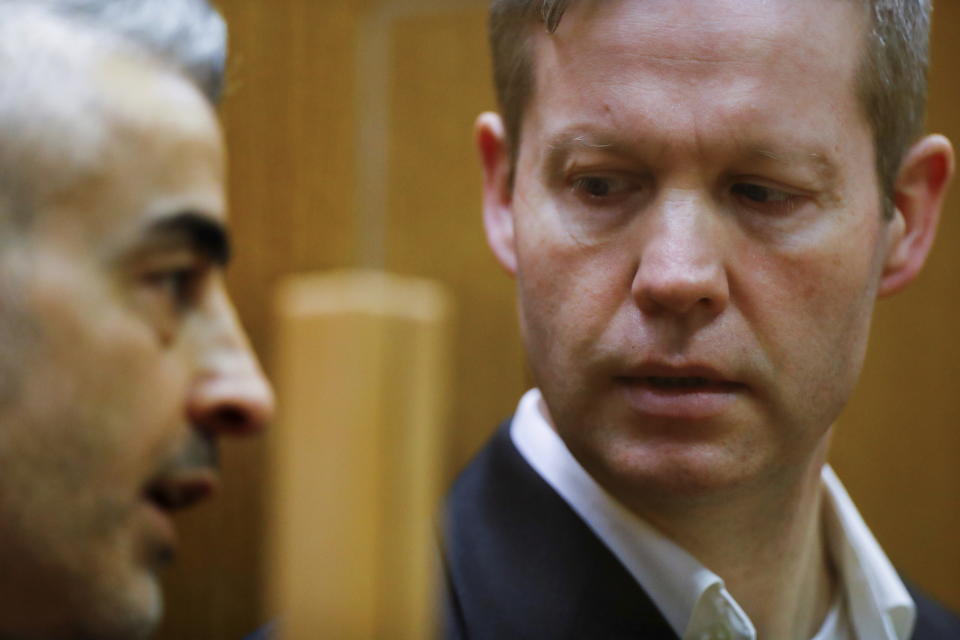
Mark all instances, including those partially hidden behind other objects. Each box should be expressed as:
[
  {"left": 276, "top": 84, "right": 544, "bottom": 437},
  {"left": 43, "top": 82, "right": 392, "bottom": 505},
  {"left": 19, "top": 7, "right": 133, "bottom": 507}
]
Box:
[
  {"left": 142, "top": 264, "right": 206, "bottom": 313},
  {"left": 134, "top": 258, "right": 213, "bottom": 344}
]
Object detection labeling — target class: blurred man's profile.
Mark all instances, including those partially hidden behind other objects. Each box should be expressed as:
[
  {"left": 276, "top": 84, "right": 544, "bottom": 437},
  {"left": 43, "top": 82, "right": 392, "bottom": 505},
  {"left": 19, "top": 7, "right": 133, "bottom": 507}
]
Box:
[
  {"left": 0, "top": 1, "right": 274, "bottom": 638},
  {"left": 443, "top": 1, "right": 959, "bottom": 639}
]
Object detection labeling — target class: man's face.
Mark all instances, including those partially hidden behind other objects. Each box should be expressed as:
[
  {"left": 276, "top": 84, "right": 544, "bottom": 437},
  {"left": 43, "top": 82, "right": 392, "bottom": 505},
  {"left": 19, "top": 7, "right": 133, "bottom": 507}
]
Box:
[
  {"left": 0, "top": 52, "right": 273, "bottom": 639},
  {"left": 484, "top": 0, "right": 912, "bottom": 509}
]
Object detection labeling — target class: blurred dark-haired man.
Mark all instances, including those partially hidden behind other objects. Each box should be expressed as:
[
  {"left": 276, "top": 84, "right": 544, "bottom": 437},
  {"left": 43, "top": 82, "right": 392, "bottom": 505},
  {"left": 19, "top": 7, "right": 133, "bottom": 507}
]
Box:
[{"left": 0, "top": 1, "right": 273, "bottom": 638}]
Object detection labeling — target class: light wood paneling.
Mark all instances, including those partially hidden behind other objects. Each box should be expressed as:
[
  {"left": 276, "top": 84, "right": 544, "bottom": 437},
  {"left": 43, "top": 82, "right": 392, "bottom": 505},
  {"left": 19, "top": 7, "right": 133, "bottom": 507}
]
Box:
[
  {"left": 267, "top": 271, "right": 449, "bottom": 639},
  {"left": 384, "top": 7, "right": 524, "bottom": 476}
]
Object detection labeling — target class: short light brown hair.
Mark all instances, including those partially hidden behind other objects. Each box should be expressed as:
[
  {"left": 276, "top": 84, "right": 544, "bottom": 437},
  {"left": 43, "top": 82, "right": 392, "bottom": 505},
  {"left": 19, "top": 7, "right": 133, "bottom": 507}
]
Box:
[{"left": 489, "top": 0, "right": 932, "bottom": 216}]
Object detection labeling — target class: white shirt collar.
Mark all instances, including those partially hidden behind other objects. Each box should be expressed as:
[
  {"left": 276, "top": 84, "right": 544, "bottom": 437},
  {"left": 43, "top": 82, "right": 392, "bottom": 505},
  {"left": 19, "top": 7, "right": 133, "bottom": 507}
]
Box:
[
  {"left": 821, "top": 465, "right": 916, "bottom": 640},
  {"left": 510, "top": 388, "right": 915, "bottom": 640}
]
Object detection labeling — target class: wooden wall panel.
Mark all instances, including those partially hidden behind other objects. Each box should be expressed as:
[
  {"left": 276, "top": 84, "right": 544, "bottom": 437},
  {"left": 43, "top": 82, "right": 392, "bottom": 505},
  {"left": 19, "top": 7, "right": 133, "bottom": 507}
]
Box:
[
  {"left": 267, "top": 271, "right": 451, "bottom": 639},
  {"left": 152, "top": 1, "right": 960, "bottom": 638},
  {"left": 384, "top": 8, "right": 525, "bottom": 476}
]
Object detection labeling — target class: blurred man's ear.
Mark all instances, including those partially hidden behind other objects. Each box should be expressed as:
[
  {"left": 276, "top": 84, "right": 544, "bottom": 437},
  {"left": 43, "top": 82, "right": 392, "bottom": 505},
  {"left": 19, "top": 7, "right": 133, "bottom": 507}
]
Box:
[
  {"left": 476, "top": 112, "right": 518, "bottom": 276},
  {"left": 879, "top": 134, "right": 955, "bottom": 297}
]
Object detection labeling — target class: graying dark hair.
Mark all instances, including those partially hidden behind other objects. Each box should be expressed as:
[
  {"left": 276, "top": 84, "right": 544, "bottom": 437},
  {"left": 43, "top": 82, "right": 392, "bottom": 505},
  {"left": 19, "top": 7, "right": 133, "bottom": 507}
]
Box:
[
  {"left": 0, "top": 0, "right": 226, "bottom": 233},
  {"left": 20, "top": 0, "right": 227, "bottom": 104},
  {"left": 490, "top": 0, "right": 933, "bottom": 216}
]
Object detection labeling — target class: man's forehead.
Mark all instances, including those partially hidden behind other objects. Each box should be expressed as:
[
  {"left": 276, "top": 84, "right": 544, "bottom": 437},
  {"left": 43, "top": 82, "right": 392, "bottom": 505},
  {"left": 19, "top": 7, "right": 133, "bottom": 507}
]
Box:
[
  {"left": 0, "top": 10, "right": 110, "bottom": 207},
  {"left": 535, "top": 0, "right": 867, "bottom": 70},
  {"left": 521, "top": 0, "right": 871, "bottom": 156},
  {"left": 93, "top": 52, "right": 220, "bottom": 146}
]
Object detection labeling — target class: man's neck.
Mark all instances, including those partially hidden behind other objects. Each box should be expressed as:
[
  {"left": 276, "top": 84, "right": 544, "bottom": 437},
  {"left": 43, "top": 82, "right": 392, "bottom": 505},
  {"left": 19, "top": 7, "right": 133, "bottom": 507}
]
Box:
[{"left": 631, "top": 444, "right": 837, "bottom": 640}]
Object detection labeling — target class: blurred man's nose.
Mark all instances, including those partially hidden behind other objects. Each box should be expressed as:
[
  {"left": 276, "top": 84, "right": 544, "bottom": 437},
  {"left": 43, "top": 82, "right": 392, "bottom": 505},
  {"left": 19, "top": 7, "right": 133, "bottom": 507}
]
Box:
[
  {"left": 631, "top": 192, "right": 729, "bottom": 318},
  {"left": 187, "top": 289, "right": 275, "bottom": 437}
]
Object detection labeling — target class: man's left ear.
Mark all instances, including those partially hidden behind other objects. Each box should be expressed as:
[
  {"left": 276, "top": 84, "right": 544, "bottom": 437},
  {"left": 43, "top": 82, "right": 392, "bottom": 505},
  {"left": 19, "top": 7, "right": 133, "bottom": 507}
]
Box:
[{"left": 879, "top": 134, "right": 955, "bottom": 297}]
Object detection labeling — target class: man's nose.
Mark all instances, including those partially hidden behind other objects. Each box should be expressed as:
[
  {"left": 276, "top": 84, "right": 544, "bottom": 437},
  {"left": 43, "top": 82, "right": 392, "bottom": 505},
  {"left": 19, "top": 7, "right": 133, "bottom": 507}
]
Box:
[
  {"left": 631, "top": 193, "right": 729, "bottom": 318},
  {"left": 186, "top": 289, "right": 275, "bottom": 437}
]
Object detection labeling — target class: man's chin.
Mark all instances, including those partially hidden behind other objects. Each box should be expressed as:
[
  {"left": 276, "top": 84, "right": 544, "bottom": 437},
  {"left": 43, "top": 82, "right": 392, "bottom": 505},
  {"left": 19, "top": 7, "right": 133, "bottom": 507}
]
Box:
[
  {"left": 77, "top": 569, "right": 164, "bottom": 640},
  {"left": 579, "top": 438, "right": 772, "bottom": 508}
]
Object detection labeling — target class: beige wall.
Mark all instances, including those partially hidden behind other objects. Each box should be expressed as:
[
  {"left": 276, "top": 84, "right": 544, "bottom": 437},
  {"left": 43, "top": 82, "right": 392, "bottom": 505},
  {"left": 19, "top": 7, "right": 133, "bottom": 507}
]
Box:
[{"left": 155, "top": 2, "right": 960, "bottom": 637}]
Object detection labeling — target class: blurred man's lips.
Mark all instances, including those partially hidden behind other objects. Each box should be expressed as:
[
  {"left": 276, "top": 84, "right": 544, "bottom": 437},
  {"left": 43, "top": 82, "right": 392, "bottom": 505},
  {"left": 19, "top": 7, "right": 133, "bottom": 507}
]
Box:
[
  {"left": 143, "top": 469, "right": 220, "bottom": 513},
  {"left": 616, "top": 364, "right": 744, "bottom": 420},
  {"left": 141, "top": 469, "right": 219, "bottom": 566}
]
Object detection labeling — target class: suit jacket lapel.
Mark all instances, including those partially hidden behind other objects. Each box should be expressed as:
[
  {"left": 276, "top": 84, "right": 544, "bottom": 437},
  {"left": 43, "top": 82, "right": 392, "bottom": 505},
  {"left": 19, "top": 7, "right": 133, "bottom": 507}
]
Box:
[
  {"left": 443, "top": 421, "right": 679, "bottom": 640},
  {"left": 905, "top": 581, "right": 960, "bottom": 640}
]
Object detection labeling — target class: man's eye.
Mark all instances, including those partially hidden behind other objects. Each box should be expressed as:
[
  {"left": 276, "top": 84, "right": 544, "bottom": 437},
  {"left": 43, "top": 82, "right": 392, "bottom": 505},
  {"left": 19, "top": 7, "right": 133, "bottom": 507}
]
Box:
[
  {"left": 571, "top": 175, "right": 632, "bottom": 199},
  {"left": 143, "top": 266, "right": 204, "bottom": 311},
  {"left": 732, "top": 183, "right": 793, "bottom": 204}
]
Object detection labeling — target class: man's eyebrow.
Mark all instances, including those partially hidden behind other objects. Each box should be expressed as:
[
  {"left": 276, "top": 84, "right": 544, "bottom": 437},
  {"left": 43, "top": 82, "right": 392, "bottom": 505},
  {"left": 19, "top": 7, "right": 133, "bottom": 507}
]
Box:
[
  {"left": 144, "top": 212, "right": 231, "bottom": 266},
  {"left": 541, "top": 131, "right": 842, "bottom": 189},
  {"left": 543, "top": 132, "right": 627, "bottom": 177},
  {"left": 547, "top": 133, "right": 618, "bottom": 154},
  {"left": 746, "top": 146, "right": 840, "bottom": 187}
]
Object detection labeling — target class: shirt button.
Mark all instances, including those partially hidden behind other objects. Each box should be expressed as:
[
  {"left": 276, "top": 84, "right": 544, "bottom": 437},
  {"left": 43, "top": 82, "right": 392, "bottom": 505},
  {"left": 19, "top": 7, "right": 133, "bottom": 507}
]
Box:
[{"left": 699, "top": 627, "right": 732, "bottom": 640}]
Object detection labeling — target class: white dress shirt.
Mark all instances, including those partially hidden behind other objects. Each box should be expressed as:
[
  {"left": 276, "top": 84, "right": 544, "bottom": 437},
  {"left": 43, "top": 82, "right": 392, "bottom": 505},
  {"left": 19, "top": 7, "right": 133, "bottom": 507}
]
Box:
[{"left": 510, "top": 388, "right": 915, "bottom": 640}]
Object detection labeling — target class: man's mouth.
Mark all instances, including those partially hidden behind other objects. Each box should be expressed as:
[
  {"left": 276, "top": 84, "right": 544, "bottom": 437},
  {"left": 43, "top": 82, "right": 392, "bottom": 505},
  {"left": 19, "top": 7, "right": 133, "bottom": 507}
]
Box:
[
  {"left": 142, "top": 469, "right": 219, "bottom": 513},
  {"left": 618, "top": 362, "right": 742, "bottom": 388},
  {"left": 137, "top": 469, "right": 219, "bottom": 569},
  {"left": 143, "top": 431, "right": 221, "bottom": 514},
  {"left": 645, "top": 376, "right": 712, "bottom": 389},
  {"left": 630, "top": 375, "right": 744, "bottom": 392},
  {"left": 616, "top": 364, "right": 744, "bottom": 419}
]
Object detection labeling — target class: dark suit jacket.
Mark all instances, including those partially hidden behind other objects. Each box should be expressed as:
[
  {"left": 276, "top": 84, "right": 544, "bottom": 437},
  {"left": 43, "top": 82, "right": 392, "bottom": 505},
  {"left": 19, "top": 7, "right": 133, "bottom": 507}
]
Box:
[{"left": 441, "top": 421, "right": 960, "bottom": 639}]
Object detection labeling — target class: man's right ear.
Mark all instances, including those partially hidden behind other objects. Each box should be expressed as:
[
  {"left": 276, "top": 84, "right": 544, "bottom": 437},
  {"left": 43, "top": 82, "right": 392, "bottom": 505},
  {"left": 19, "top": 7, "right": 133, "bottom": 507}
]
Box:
[{"left": 476, "top": 112, "right": 518, "bottom": 276}]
